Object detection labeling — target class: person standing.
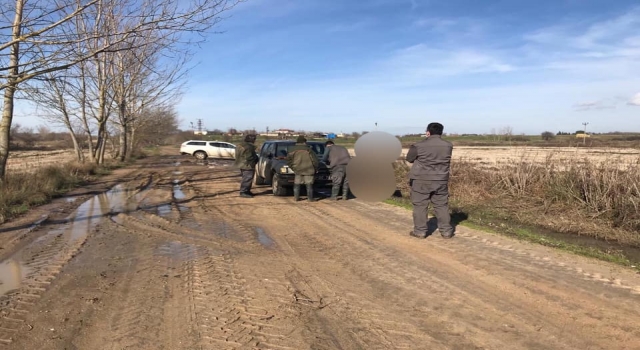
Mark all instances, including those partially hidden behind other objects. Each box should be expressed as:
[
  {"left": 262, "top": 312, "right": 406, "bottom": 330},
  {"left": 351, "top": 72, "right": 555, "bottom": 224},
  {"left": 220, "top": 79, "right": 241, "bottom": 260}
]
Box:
[
  {"left": 406, "top": 122, "right": 454, "bottom": 238},
  {"left": 234, "top": 134, "right": 259, "bottom": 198},
  {"left": 287, "top": 135, "right": 319, "bottom": 202},
  {"left": 322, "top": 140, "right": 351, "bottom": 200}
]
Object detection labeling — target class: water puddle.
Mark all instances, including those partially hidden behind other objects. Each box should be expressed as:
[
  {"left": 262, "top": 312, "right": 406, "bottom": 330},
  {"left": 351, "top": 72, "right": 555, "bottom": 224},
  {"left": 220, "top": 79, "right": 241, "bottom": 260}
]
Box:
[
  {"left": 173, "top": 184, "right": 186, "bottom": 200},
  {"left": 255, "top": 227, "right": 276, "bottom": 249},
  {"left": 0, "top": 183, "right": 147, "bottom": 297},
  {"left": 173, "top": 171, "right": 183, "bottom": 175},
  {"left": 0, "top": 259, "right": 32, "bottom": 295},
  {"left": 157, "top": 204, "right": 173, "bottom": 217},
  {"left": 65, "top": 197, "right": 77, "bottom": 203}
]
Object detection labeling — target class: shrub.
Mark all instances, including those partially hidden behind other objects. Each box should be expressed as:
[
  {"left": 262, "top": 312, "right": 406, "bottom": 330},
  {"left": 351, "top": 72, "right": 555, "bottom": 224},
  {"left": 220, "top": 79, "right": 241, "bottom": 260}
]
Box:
[{"left": 0, "top": 161, "right": 99, "bottom": 223}]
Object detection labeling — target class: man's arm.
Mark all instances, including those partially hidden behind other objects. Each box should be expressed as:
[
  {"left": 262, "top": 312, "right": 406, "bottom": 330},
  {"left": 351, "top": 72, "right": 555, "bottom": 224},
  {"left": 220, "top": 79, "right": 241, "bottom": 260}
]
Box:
[
  {"left": 310, "top": 151, "right": 319, "bottom": 171},
  {"left": 286, "top": 152, "right": 293, "bottom": 168},
  {"left": 406, "top": 145, "right": 417, "bottom": 163},
  {"left": 321, "top": 147, "right": 330, "bottom": 163}
]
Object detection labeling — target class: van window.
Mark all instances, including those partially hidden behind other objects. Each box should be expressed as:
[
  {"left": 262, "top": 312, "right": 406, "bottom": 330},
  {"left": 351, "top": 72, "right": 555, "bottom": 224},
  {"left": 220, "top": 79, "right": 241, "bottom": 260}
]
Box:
[{"left": 187, "top": 141, "right": 206, "bottom": 146}]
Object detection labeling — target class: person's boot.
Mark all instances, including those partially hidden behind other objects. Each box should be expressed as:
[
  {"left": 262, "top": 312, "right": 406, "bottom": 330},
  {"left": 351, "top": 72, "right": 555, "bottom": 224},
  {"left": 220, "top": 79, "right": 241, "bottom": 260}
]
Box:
[
  {"left": 330, "top": 185, "right": 340, "bottom": 200},
  {"left": 306, "top": 184, "right": 316, "bottom": 202},
  {"left": 293, "top": 184, "right": 301, "bottom": 201},
  {"left": 342, "top": 182, "right": 350, "bottom": 200}
]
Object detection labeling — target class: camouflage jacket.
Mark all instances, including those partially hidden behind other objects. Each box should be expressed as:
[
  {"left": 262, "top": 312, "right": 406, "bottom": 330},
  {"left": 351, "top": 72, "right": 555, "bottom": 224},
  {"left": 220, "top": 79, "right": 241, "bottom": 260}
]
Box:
[
  {"left": 234, "top": 141, "right": 258, "bottom": 170},
  {"left": 286, "top": 144, "right": 319, "bottom": 175}
]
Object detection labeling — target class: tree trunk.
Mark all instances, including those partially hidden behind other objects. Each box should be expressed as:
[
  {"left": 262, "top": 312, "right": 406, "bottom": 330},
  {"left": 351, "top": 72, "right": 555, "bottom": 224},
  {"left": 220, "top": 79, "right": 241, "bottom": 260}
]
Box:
[
  {"left": 79, "top": 65, "right": 95, "bottom": 163},
  {"left": 0, "top": 0, "right": 24, "bottom": 179},
  {"left": 118, "top": 124, "right": 127, "bottom": 162},
  {"left": 127, "top": 125, "right": 136, "bottom": 161},
  {"left": 70, "top": 130, "right": 84, "bottom": 162},
  {"left": 117, "top": 98, "right": 127, "bottom": 162}
]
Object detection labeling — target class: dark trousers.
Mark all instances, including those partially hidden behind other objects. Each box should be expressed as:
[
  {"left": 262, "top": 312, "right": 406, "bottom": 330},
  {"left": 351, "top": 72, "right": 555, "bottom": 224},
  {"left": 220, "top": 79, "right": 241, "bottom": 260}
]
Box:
[
  {"left": 330, "top": 165, "right": 349, "bottom": 197},
  {"left": 240, "top": 169, "right": 255, "bottom": 193},
  {"left": 410, "top": 179, "right": 453, "bottom": 236}
]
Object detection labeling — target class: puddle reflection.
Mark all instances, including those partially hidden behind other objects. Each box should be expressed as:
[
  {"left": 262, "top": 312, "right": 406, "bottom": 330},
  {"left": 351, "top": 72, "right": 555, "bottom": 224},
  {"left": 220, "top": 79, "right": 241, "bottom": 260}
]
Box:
[{"left": 0, "top": 183, "right": 147, "bottom": 297}]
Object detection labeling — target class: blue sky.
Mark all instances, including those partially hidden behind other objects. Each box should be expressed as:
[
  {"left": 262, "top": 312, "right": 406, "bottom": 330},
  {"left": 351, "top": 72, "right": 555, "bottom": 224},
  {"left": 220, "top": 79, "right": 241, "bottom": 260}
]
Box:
[{"left": 17, "top": 0, "right": 640, "bottom": 135}]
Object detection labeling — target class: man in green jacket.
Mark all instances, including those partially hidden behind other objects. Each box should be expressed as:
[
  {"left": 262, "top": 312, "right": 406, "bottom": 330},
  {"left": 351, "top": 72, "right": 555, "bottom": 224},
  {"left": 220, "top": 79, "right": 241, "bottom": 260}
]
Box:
[
  {"left": 286, "top": 135, "right": 319, "bottom": 202},
  {"left": 234, "top": 134, "right": 259, "bottom": 198}
]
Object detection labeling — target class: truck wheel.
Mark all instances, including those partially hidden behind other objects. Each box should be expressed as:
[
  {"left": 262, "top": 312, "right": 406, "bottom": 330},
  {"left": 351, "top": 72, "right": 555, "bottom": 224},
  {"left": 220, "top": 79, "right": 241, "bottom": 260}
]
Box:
[
  {"left": 194, "top": 151, "right": 207, "bottom": 160},
  {"left": 271, "top": 174, "right": 287, "bottom": 196}
]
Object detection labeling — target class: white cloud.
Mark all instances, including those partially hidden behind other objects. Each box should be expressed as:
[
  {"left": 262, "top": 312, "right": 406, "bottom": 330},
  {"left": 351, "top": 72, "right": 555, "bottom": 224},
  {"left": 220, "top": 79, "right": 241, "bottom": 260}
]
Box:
[
  {"left": 628, "top": 92, "right": 640, "bottom": 106},
  {"left": 523, "top": 6, "right": 640, "bottom": 57},
  {"left": 573, "top": 100, "right": 617, "bottom": 111},
  {"left": 376, "top": 44, "right": 515, "bottom": 82}
]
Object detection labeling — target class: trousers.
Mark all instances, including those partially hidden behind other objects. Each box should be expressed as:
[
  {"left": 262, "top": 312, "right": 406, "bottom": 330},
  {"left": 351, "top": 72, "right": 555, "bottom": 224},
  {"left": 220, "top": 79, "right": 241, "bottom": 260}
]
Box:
[
  {"left": 240, "top": 169, "right": 255, "bottom": 193},
  {"left": 330, "top": 164, "right": 349, "bottom": 197},
  {"left": 410, "top": 179, "right": 453, "bottom": 236},
  {"left": 294, "top": 174, "right": 315, "bottom": 185}
]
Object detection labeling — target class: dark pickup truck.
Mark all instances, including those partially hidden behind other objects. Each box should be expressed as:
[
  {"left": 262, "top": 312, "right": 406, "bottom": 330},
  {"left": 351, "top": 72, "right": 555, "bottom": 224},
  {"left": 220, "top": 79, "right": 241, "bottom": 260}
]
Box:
[{"left": 254, "top": 140, "right": 332, "bottom": 196}]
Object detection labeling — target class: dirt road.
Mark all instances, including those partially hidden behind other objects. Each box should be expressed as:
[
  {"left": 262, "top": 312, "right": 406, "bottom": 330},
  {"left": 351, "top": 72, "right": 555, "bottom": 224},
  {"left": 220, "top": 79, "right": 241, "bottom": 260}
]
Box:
[{"left": 1, "top": 153, "right": 639, "bottom": 350}]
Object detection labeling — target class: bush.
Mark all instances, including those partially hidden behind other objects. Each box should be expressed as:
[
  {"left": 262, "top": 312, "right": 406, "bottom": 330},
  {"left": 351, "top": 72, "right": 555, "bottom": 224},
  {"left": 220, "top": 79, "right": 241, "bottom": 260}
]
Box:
[
  {"left": 0, "top": 161, "right": 99, "bottom": 223},
  {"left": 541, "top": 131, "right": 555, "bottom": 141}
]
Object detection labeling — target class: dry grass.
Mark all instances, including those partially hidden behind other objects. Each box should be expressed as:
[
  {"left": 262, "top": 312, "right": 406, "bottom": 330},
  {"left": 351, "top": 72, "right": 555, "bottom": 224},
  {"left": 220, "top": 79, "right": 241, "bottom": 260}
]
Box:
[
  {"left": 0, "top": 161, "right": 102, "bottom": 223},
  {"left": 393, "top": 155, "right": 640, "bottom": 246}
]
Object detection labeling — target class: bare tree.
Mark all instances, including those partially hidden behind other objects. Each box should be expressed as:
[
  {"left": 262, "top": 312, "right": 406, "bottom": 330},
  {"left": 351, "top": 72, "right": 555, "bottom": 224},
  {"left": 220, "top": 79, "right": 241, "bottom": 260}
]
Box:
[{"left": 1, "top": 0, "right": 244, "bottom": 177}]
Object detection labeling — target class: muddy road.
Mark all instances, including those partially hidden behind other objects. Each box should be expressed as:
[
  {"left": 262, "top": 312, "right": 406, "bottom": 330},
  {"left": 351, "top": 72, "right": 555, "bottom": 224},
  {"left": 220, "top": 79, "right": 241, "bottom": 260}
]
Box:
[{"left": 1, "top": 153, "right": 639, "bottom": 350}]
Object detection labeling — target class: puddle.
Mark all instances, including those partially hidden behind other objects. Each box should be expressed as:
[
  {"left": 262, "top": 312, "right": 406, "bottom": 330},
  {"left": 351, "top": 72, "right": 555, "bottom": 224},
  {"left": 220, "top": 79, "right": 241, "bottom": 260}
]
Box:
[
  {"left": 0, "top": 259, "right": 32, "bottom": 295},
  {"left": 0, "top": 183, "right": 147, "bottom": 297},
  {"left": 173, "top": 184, "right": 186, "bottom": 200},
  {"left": 157, "top": 204, "right": 173, "bottom": 217},
  {"left": 172, "top": 171, "right": 183, "bottom": 175},
  {"left": 65, "top": 197, "right": 77, "bottom": 203},
  {"left": 255, "top": 227, "right": 276, "bottom": 248}
]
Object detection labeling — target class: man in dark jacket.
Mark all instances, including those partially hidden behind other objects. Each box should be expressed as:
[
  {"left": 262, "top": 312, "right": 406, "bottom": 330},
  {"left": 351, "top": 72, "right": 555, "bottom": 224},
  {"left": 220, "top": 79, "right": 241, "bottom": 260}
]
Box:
[
  {"left": 234, "top": 134, "right": 259, "bottom": 198},
  {"left": 322, "top": 140, "right": 351, "bottom": 200},
  {"left": 287, "top": 135, "right": 319, "bottom": 202},
  {"left": 406, "top": 122, "right": 454, "bottom": 238}
]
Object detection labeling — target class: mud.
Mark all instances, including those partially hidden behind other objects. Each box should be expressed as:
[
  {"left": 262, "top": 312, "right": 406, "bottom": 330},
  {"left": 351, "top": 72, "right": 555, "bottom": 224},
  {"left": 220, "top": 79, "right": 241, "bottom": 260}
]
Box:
[{"left": 0, "top": 151, "right": 639, "bottom": 350}]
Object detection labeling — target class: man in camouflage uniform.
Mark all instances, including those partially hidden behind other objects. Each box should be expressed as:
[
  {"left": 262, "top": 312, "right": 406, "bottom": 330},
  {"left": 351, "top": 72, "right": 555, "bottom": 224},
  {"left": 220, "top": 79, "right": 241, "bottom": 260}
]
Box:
[
  {"left": 321, "top": 140, "right": 351, "bottom": 200},
  {"left": 286, "top": 135, "right": 319, "bottom": 202},
  {"left": 234, "top": 134, "right": 259, "bottom": 198}
]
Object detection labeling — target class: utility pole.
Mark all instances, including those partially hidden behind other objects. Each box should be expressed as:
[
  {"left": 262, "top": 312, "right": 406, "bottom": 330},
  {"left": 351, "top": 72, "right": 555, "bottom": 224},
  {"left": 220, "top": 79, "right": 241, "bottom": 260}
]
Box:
[
  {"left": 196, "top": 118, "right": 204, "bottom": 134},
  {"left": 582, "top": 122, "right": 589, "bottom": 145}
]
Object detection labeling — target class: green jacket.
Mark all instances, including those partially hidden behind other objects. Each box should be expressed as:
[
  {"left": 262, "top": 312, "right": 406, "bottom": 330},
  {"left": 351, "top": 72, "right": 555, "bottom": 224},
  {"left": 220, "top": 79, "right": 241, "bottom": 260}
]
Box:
[
  {"left": 286, "top": 144, "right": 318, "bottom": 175},
  {"left": 234, "top": 141, "right": 258, "bottom": 170}
]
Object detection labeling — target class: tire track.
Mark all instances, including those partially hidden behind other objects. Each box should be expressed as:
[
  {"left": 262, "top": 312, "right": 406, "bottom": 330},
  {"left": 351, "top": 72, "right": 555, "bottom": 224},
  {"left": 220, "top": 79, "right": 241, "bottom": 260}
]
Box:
[
  {"left": 304, "top": 202, "right": 640, "bottom": 349},
  {"left": 105, "top": 243, "right": 171, "bottom": 350},
  {"left": 178, "top": 243, "right": 301, "bottom": 349},
  {"left": 213, "top": 202, "right": 458, "bottom": 349},
  {"left": 220, "top": 201, "right": 593, "bottom": 350},
  {"left": 0, "top": 224, "right": 89, "bottom": 345},
  {"left": 350, "top": 201, "right": 640, "bottom": 295}
]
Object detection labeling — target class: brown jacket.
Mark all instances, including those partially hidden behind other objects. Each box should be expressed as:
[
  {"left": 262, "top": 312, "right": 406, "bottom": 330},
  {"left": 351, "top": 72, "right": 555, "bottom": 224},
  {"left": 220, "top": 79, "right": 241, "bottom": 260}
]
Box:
[
  {"left": 406, "top": 135, "right": 453, "bottom": 182},
  {"left": 286, "top": 144, "right": 319, "bottom": 175}
]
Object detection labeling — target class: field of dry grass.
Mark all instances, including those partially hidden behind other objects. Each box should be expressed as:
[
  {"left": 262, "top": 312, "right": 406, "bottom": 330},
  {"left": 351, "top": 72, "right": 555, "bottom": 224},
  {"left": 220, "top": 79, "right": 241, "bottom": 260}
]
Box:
[
  {"left": 6, "top": 149, "right": 78, "bottom": 174},
  {"left": 391, "top": 146, "right": 640, "bottom": 250}
]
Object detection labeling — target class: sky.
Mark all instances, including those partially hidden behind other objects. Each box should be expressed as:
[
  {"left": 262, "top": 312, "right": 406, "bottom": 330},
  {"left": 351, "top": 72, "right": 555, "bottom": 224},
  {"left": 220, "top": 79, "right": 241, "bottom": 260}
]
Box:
[{"left": 15, "top": 0, "right": 640, "bottom": 136}]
